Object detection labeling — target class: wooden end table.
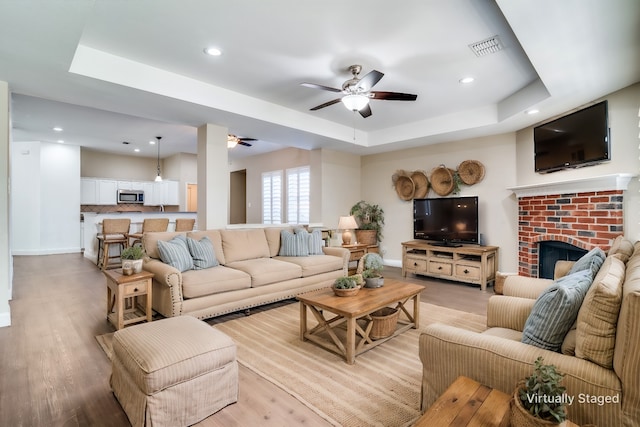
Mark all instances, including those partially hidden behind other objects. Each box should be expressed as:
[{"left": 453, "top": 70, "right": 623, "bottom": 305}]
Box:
[
  {"left": 297, "top": 279, "right": 423, "bottom": 364},
  {"left": 103, "top": 269, "right": 154, "bottom": 330},
  {"left": 415, "top": 376, "right": 580, "bottom": 427}
]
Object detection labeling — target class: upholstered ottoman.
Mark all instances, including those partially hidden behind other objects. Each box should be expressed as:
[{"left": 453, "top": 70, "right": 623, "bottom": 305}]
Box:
[{"left": 110, "top": 316, "right": 238, "bottom": 427}]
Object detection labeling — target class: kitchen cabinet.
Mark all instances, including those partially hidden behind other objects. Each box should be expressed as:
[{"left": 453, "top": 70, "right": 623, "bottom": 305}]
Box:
[
  {"left": 81, "top": 178, "right": 117, "bottom": 205},
  {"left": 81, "top": 178, "right": 97, "bottom": 204},
  {"left": 81, "top": 178, "right": 178, "bottom": 206}
]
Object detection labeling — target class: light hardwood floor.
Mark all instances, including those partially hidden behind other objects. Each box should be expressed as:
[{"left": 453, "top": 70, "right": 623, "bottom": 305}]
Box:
[{"left": 0, "top": 253, "right": 493, "bottom": 427}]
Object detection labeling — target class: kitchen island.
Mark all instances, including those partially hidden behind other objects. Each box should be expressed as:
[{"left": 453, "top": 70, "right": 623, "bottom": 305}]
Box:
[{"left": 82, "top": 212, "right": 197, "bottom": 264}]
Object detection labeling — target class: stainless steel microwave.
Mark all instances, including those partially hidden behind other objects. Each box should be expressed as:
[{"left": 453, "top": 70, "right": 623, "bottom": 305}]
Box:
[{"left": 117, "top": 190, "right": 144, "bottom": 204}]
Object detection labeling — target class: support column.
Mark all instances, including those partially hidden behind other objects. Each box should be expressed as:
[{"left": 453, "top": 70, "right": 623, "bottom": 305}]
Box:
[
  {"left": 197, "top": 124, "right": 229, "bottom": 230},
  {"left": 0, "top": 81, "right": 11, "bottom": 327}
]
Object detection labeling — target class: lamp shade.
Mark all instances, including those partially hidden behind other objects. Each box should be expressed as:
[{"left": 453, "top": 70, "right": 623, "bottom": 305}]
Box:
[
  {"left": 338, "top": 215, "right": 358, "bottom": 230},
  {"left": 341, "top": 94, "right": 370, "bottom": 111}
]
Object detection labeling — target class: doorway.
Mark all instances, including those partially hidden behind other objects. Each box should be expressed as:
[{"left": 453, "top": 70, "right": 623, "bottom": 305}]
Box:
[
  {"left": 230, "top": 170, "right": 247, "bottom": 224},
  {"left": 186, "top": 183, "right": 198, "bottom": 212}
]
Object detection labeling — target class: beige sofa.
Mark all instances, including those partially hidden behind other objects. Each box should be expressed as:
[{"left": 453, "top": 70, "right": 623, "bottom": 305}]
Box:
[
  {"left": 419, "top": 237, "right": 640, "bottom": 427},
  {"left": 142, "top": 227, "right": 349, "bottom": 320}
]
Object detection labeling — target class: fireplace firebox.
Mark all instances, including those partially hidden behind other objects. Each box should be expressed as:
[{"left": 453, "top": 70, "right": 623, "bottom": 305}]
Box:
[{"left": 538, "top": 241, "right": 587, "bottom": 279}]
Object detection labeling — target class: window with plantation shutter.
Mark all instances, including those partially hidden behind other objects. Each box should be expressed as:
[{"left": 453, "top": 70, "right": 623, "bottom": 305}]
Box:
[
  {"left": 262, "top": 170, "right": 282, "bottom": 224},
  {"left": 286, "top": 166, "right": 310, "bottom": 224}
]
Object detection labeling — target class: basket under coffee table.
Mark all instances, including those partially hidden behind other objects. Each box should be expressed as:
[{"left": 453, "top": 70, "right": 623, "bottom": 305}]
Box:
[{"left": 297, "top": 279, "right": 423, "bottom": 364}]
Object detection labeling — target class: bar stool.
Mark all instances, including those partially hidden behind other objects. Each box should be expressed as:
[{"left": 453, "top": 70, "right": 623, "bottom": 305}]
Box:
[
  {"left": 96, "top": 218, "right": 131, "bottom": 271},
  {"left": 175, "top": 218, "right": 196, "bottom": 231},
  {"left": 126, "top": 218, "right": 170, "bottom": 247}
]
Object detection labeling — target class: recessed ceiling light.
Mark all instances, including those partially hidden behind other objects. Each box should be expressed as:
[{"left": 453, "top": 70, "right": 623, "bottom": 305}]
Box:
[
  {"left": 459, "top": 77, "right": 475, "bottom": 84},
  {"left": 203, "top": 47, "right": 222, "bottom": 56},
  {"left": 149, "top": 140, "right": 156, "bottom": 145},
  {"left": 526, "top": 109, "right": 540, "bottom": 115},
  {"left": 57, "top": 140, "right": 64, "bottom": 144},
  {"left": 53, "top": 127, "right": 63, "bottom": 132},
  {"left": 134, "top": 148, "right": 140, "bottom": 153}
]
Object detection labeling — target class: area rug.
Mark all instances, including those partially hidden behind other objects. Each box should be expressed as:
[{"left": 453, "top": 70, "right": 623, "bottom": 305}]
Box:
[{"left": 96, "top": 302, "right": 486, "bottom": 427}]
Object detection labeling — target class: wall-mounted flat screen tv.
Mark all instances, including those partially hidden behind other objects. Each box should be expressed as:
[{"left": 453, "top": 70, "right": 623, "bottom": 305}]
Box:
[
  {"left": 534, "top": 100, "right": 610, "bottom": 173},
  {"left": 413, "top": 196, "right": 479, "bottom": 247}
]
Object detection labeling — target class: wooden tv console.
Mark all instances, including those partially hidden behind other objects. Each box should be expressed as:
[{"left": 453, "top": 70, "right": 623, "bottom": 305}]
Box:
[{"left": 401, "top": 240, "right": 499, "bottom": 291}]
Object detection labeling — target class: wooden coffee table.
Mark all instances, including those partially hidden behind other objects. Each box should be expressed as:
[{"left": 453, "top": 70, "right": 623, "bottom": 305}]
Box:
[{"left": 297, "top": 279, "right": 423, "bottom": 364}]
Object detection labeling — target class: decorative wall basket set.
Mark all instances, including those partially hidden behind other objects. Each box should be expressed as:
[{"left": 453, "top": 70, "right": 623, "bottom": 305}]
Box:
[{"left": 392, "top": 160, "right": 485, "bottom": 200}]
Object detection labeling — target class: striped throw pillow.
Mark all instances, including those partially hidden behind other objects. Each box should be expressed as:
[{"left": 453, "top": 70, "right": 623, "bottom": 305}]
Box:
[
  {"left": 279, "top": 229, "right": 309, "bottom": 257},
  {"left": 521, "top": 269, "right": 593, "bottom": 351},
  {"left": 157, "top": 235, "right": 193, "bottom": 272},
  {"left": 187, "top": 236, "right": 219, "bottom": 270},
  {"left": 307, "top": 228, "right": 324, "bottom": 255}
]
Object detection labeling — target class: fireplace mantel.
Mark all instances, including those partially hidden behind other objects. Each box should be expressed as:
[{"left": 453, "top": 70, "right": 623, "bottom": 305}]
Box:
[{"left": 508, "top": 173, "right": 635, "bottom": 198}]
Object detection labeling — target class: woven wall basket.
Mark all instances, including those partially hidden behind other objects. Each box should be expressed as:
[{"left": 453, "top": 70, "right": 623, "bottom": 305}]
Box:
[
  {"left": 429, "top": 166, "right": 454, "bottom": 196},
  {"left": 410, "top": 170, "right": 429, "bottom": 199},
  {"left": 457, "top": 160, "right": 485, "bottom": 185},
  {"left": 392, "top": 170, "right": 415, "bottom": 201}
]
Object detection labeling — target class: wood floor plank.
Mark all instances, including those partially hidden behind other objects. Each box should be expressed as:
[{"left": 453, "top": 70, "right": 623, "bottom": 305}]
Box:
[{"left": 0, "top": 253, "right": 492, "bottom": 426}]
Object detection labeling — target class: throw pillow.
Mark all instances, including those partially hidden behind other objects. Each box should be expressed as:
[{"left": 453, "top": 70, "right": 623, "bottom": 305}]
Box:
[
  {"left": 279, "top": 229, "right": 309, "bottom": 256},
  {"left": 521, "top": 269, "right": 594, "bottom": 351},
  {"left": 297, "top": 228, "right": 324, "bottom": 255},
  {"left": 575, "top": 255, "right": 624, "bottom": 368},
  {"left": 568, "top": 247, "right": 606, "bottom": 278},
  {"left": 608, "top": 235, "right": 634, "bottom": 263},
  {"left": 157, "top": 235, "right": 193, "bottom": 272},
  {"left": 187, "top": 236, "right": 219, "bottom": 270}
]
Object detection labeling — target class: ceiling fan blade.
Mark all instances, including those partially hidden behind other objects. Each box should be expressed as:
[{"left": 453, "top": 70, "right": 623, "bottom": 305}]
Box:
[
  {"left": 310, "top": 98, "right": 342, "bottom": 111},
  {"left": 238, "top": 137, "right": 257, "bottom": 142},
  {"left": 301, "top": 82, "right": 342, "bottom": 93},
  {"left": 359, "top": 104, "right": 372, "bottom": 118},
  {"left": 238, "top": 140, "right": 252, "bottom": 147},
  {"left": 371, "top": 91, "right": 418, "bottom": 101},
  {"left": 355, "top": 70, "right": 384, "bottom": 91}
]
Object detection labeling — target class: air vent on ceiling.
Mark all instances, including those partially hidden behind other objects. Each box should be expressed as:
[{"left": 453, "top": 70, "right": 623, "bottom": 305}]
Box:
[{"left": 469, "top": 35, "right": 503, "bottom": 57}]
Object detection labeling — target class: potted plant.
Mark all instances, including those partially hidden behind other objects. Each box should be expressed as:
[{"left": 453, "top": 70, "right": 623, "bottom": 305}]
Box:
[
  {"left": 511, "top": 357, "right": 568, "bottom": 426},
  {"left": 361, "top": 253, "right": 384, "bottom": 288},
  {"left": 332, "top": 276, "right": 360, "bottom": 297},
  {"left": 121, "top": 245, "right": 145, "bottom": 275},
  {"left": 349, "top": 200, "right": 385, "bottom": 245}
]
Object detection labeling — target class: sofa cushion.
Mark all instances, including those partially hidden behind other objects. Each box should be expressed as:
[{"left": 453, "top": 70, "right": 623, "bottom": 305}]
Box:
[
  {"left": 182, "top": 266, "right": 251, "bottom": 298},
  {"left": 275, "top": 254, "right": 343, "bottom": 277},
  {"left": 264, "top": 227, "right": 290, "bottom": 258},
  {"left": 279, "top": 229, "right": 309, "bottom": 256},
  {"left": 187, "top": 236, "right": 219, "bottom": 270},
  {"left": 568, "top": 247, "right": 606, "bottom": 278},
  {"left": 157, "top": 235, "right": 193, "bottom": 272},
  {"left": 188, "top": 230, "right": 225, "bottom": 265},
  {"left": 521, "top": 269, "right": 593, "bottom": 351},
  {"left": 226, "top": 258, "right": 302, "bottom": 287},
  {"left": 143, "top": 231, "right": 187, "bottom": 260},
  {"left": 608, "top": 235, "right": 634, "bottom": 263},
  {"left": 575, "top": 255, "right": 625, "bottom": 369},
  {"left": 221, "top": 229, "right": 270, "bottom": 263}
]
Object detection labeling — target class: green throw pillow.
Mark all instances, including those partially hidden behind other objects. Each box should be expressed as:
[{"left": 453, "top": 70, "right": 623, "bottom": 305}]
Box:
[
  {"left": 521, "top": 269, "right": 593, "bottom": 351},
  {"left": 157, "top": 235, "right": 193, "bottom": 272},
  {"left": 187, "top": 236, "right": 219, "bottom": 270}
]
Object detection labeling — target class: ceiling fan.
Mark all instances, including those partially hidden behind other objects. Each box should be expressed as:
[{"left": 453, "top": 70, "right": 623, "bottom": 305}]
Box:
[
  {"left": 227, "top": 134, "right": 257, "bottom": 148},
  {"left": 301, "top": 64, "right": 418, "bottom": 118}
]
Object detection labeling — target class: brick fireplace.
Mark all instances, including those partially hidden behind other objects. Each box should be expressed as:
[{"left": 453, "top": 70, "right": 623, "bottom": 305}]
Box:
[{"left": 511, "top": 174, "right": 633, "bottom": 277}]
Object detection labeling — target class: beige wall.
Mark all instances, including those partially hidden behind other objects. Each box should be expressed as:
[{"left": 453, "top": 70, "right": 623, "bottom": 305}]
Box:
[
  {"left": 0, "top": 81, "right": 11, "bottom": 326},
  {"left": 361, "top": 133, "right": 519, "bottom": 271},
  {"left": 81, "top": 148, "right": 159, "bottom": 180}
]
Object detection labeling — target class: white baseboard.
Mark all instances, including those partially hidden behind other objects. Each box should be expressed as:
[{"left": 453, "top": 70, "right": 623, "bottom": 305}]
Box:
[
  {"left": 11, "top": 247, "right": 82, "bottom": 256},
  {"left": 384, "top": 258, "right": 402, "bottom": 268},
  {"left": 0, "top": 310, "right": 11, "bottom": 328}
]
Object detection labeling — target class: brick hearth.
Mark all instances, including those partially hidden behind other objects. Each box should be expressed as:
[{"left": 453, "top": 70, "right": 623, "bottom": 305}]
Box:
[{"left": 517, "top": 190, "right": 624, "bottom": 277}]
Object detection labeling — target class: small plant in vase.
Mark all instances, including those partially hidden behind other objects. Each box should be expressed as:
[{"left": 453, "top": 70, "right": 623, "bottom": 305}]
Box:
[
  {"left": 121, "top": 245, "right": 145, "bottom": 275},
  {"left": 362, "top": 253, "right": 384, "bottom": 288},
  {"left": 332, "top": 276, "right": 360, "bottom": 297},
  {"left": 511, "top": 357, "right": 568, "bottom": 426}
]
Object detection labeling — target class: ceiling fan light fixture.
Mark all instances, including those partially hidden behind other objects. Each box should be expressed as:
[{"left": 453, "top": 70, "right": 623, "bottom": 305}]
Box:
[
  {"left": 341, "top": 94, "right": 369, "bottom": 111},
  {"left": 227, "top": 135, "right": 239, "bottom": 148}
]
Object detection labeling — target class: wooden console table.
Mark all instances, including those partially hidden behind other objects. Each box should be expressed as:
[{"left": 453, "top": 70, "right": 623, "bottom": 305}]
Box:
[{"left": 402, "top": 240, "right": 498, "bottom": 291}]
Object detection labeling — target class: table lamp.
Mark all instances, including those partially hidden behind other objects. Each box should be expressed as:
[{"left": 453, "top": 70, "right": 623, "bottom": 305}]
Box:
[{"left": 337, "top": 215, "right": 358, "bottom": 246}]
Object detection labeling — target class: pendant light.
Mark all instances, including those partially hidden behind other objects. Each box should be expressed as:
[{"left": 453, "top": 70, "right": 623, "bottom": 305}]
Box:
[{"left": 154, "top": 136, "right": 162, "bottom": 182}]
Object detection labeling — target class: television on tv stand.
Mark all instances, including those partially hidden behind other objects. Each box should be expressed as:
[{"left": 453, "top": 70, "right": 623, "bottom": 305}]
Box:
[{"left": 413, "top": 196, "right": 480, "bottom": 246}]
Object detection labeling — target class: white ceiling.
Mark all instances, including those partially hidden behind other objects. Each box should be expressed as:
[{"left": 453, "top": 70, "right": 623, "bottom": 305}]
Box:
[{"left": 1, "top": 0, "right": 639, "bottom": 161}]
